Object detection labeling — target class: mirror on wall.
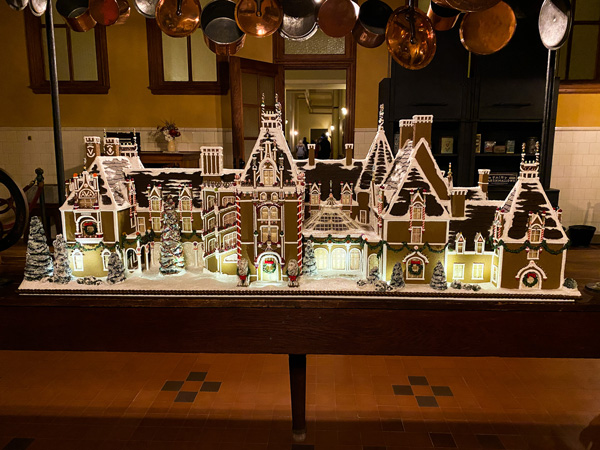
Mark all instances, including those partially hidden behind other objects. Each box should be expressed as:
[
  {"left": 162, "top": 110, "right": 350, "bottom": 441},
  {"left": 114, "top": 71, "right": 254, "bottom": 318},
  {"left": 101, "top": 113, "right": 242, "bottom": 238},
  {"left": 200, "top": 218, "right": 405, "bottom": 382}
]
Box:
[{"left": 284, "top": 69, "right": 347, "bottom": 160}]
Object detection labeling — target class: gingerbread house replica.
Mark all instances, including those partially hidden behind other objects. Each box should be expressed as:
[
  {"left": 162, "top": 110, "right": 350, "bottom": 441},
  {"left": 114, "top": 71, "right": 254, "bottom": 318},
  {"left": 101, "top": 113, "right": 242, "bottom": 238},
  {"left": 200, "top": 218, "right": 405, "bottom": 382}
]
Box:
[{"left": 57, "top": 103, "right": 569, "bottom": 291}]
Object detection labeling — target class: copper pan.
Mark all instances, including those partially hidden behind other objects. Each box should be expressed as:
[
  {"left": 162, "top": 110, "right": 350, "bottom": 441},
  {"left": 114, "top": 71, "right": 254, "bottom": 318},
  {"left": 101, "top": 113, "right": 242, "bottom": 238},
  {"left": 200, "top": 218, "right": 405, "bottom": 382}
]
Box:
[
  {"left": 235, "top": 0, "right": 283, "bottom": 37},
  {"left": 539, "top": 0, "right": 571, "bottom": 50},
  {"left": 114, "top": 0, "right": 131, "bottom": 24},
  {"left": 156, "top": 0, "right": 201, "bottom": 37},
  {"left": 133, "top": 0, "right": 158, "bottom": 17},
  {"left": 57, "top": 0, "right": 97, "bottom": 31},
  {"left": 444, "top": 0, "right": 500, "bottom": 13},
  {"left": 427, "top": 1, "right": 459, "bottom": 31},
  {"left": 5, "top": 0, "right": 28, "bottom": 11},
  {"left": 89, "top": 0, "right": 120, "bottom": 25},
  {"left": 279, "top": 0, "right": 317, "bottom": 41},
  {"left": 29, "top": 0, "right": 47, "bottom": 16},
  {"left": 352, "top": 0, "right": 393, "bottom": 48},
  {"left": 317, "top": 0, "right": 359, "bottom": 38},
  {"left": 460, "top": 1, "right": 516, "bottom": 55},
  {"left": 386, "top": 4, "right": 436, "bottom": 70},
  {"left": 201, "top": 0, "right": 245, "bottom": 55},
  {"left": 431, "top": 0, "right": 452, "bottom": 7}
]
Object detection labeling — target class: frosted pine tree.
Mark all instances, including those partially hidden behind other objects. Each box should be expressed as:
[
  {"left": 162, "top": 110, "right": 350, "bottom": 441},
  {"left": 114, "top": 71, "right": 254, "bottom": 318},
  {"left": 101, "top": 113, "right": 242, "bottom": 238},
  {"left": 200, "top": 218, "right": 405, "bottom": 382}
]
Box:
[
  {"left": 159, "top": 195, "right": 185, "bottom": 275},
  {"left": 366, "top": 267, "right": 379, "bottom": 284},
  {"left": 51, "top": 234, "right": 72, "bottom": 284},
  {"left": 389, "top": 262, "right": 405, "bottom": 289},
  {"left": 24, "top": 216, "right": 53, "bottom": 281},
  {"left": 303, "top": 240, "right": 317, "bottom": 276},
  {"left": 107, "top": 252, "right": 126, "bottom": 284},
  {"left": 430, "top": 261, "right": 447, "bottom": 290}
]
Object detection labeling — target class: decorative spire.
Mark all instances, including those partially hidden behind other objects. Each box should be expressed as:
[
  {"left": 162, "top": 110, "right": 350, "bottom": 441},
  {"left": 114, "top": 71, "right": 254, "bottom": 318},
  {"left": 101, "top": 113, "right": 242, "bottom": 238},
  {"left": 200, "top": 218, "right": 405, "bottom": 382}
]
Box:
[
  {"left": 260, "top": 93, "right": 266, "bottom": 121},
  {"left": 378, "top": 104, "right": 385, "bottom": 130},
  {"left": 447, "top": 162, "right": 453, "bottom": 184},
  {"left": 275, "top": 93, "right": 282, "bottom": 127}
]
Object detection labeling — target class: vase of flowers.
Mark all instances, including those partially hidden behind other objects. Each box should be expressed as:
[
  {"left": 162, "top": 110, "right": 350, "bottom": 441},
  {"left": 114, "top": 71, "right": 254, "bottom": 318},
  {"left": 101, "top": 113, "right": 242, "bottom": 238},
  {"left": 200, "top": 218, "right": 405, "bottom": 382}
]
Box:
[{"left": 153, "top": 121, "right": 181, "bottom": 152}]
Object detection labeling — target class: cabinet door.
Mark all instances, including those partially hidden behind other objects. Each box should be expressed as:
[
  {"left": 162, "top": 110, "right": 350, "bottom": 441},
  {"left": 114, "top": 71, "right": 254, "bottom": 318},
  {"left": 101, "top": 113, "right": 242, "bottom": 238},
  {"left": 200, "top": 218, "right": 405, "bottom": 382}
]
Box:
[
  {"left": 476, "top": 14, "right": 547, "bottom": 121},
  {"left": 391, "top": 26, "right": 468, "bottom": 121}
]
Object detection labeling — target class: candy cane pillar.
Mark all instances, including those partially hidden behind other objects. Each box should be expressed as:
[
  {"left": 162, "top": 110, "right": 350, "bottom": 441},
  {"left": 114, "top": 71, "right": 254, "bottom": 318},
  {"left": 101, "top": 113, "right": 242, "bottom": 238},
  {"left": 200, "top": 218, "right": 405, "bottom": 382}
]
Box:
[
  {"left": 297, "top": 191, "right": 303, "bottom": 272},
  {"left": 236, "top": 191, "right": 242, "bottom": 261}
]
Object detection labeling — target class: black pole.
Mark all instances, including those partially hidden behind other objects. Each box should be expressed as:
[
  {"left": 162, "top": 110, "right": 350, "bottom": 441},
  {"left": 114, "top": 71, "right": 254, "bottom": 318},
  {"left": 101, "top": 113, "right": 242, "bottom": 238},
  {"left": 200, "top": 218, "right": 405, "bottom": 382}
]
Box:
[
  {"left": 44, "top": 0, "right": 66, "bottom": 204},
  {"left": 541, "top": 49, "right": 558, "bottom": 191}
]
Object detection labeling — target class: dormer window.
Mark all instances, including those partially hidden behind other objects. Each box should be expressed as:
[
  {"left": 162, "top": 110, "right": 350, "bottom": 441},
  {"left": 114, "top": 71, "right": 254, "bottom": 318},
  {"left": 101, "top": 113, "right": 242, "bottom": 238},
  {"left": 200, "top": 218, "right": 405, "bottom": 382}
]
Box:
[
  {"left": 311, "top": 193, "right": 320, "bottom": 205},
  {"left": 530, "top": 226, "right": 542, "bottom": 243},
  {"left": 455, "top": 233, "right": 465, "bottom": 253},
  {"left": 413, "top": 204, "right": 423, "bottom": 220},
  {"left": 181, "top": 197, "right": 192, "bottom": 211},
  {"left": 475, "top": 233, "right": 485, "bottom": 254},
  {"left": 263, "top": 164, "right": 274, "bottom": 186},
  {"left": 260, "top": 192, "right": 268, "bottom": 201},
  {"left": 150, "top": 197, "right": 160, "bottom": 211},
  {"left": 342, "top": 192, "right": 352, "bottom": 205}
]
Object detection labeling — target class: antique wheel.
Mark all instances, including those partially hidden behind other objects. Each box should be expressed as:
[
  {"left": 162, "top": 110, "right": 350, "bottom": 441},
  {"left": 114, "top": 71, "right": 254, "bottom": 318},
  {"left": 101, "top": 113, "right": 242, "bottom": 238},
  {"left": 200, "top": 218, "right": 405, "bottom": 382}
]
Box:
[{"left": 0, "top": 169, "right": 29, "bottom": 252}]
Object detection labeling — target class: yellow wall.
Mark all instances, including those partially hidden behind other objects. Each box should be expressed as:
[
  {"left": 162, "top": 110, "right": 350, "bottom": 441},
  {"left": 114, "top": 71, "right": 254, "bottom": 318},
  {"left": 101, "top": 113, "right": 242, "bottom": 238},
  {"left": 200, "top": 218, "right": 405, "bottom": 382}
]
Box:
[{"left": 556, "top": 94, "right": 600, "bottom": 127}]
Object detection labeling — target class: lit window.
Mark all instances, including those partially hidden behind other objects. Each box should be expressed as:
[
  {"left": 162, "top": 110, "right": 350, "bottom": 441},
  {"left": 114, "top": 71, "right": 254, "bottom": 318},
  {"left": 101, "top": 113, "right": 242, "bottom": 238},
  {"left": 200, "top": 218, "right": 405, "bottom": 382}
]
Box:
[
  {"left": 152, "top": 217, "right": 161, "bottom": 231},
  {"left": 476, "top": 241, "right": 484, "bottom": 254},
  {"left": 272, "top": 193, "right": 279, "bottom": 201},
  {"left": 261, "top": 207, "right": 269, "bottom": 220},
  {"left": 360, "top": 210, "right": 367, "bottom": 223},
  {"left": 472, "top": 263, "right": 484, "bottom": 280},
  {"left": 263, "top": 168, "right": 274, "bottom": 186},
  {"left": 206, "top": 196, "right": 215, "bottom": 209},
  {"left": 270, "top": 227, "right": 279, "bottom": 242},
  {"left": 181, "top": 198, "right": 192, "bottom": 211},
  {"left": 492, "top": 265, "right": 498, "bottom": 283},
  {"left": 530, "top": 227, "right": 542, "bottom": 243},
  {"left": 331, "top": 248, "right": 347, "bottom": 270},
  {"left": 311, "top": 193, "right": 320, "bottom": 205},
  {"left": 223, "top": 211, "right": 236, "bottom": 227},
  {"left": 315, "top": 248, "right": 328, "bottom": 270},
  {"left": 453, "top": 263, "right": 465, "bottom": 280},
  {"left": 456, "top": 241, "right": 465, "bottom": 253},
  {"left": 342, "top": 193, "right": 352, "bottom": 205},
  {"left": 151, "top": 198, "right": 161, "bottom": 211},
  {"left": 368, "top": 254, "right": 379, "bottom": 272},
  {"left": 260, "top": 192, "right": 268, "bottom": 201},
  {"left": 413, "top": 204, "right": 423, "bottom": 220},
  {"left": 528, "top": 249, "right": 540, "bottom": 260},
  {"left": 102, "top": 249, "right": 111, "bottom": 271},
  {"left": 207, "top": 217, "right": 216, "bottom": 229},
  {"left": 411, "top": 227, "right": 422, "bottom": 244},
  {"left": 137, "top": 217, "right": 146, "bottom": 233},
  {"left": 223, "top": 232, "right": 236, "bottom": 249},
  {"left": 270, "top": 207, "right": 278, "bottom": 220},
  {"left": 207, "top": 239, "right": 216, "bottom": 252},
  {"left": 182, "top": 217, "right": 192, "bottom": 232},
  {"left": 350, "top": 249, "right": 361, "bottom": 271},
  {"left": 72, "top": 250, "right": 84, "bottom": 271},
  {"left": 222, "top": 196, "right": 235, "bottom": 206}
]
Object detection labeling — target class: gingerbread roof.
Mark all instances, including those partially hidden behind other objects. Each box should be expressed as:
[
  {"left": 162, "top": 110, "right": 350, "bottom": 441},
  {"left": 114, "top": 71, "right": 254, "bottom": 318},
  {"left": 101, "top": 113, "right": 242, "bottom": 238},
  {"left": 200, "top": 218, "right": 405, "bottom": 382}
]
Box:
[
  {"left": 385, "top": 167, "right": 447, "bottom": 218},
  {"left": 356, "top": 128, "right": 394, "bottom": 192},
  {"left": 449, "top": 203, "right": 500, "bottom": 251},
  {"left": 297, "top": 159, "right": 363, "bottom": 201},
  {"left": 303, "top": 204, "right": 373, "bottom": 238}
]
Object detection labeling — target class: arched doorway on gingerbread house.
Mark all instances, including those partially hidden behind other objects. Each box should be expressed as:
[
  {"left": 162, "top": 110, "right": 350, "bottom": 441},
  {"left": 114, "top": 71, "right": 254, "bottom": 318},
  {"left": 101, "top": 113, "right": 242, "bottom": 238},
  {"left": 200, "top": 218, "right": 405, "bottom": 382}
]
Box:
[
  {"left": 516, "top": 262, "right": 547, "bottom": 290},
  {"left": 402, "top": 251, "right": 429, "bottom": 281},
  {"left": 140, "top": 246, "right": 147, "bottom": 271},
  {"left": 258, "top": 253, "right": 281, "bottom": 282},
  {"left": 126, "top": 248, "right": 138, "bottom": 272}
]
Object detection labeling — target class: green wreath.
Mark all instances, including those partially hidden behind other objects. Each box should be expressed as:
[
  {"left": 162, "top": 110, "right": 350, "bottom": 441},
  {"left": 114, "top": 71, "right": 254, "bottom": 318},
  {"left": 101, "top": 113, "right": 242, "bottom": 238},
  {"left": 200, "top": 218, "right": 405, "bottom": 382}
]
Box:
[
  {"left": 81, "top": 221, "right": 98, "bottom": 237},
  {"left": 263, "top": 259, "right": 276, "bottom": 274},
  {"left": 522, "top": 271, "right": 539, "bottom": 288},
  {"left": 407, "top": 259, "right": 423, "bottom": 277}
]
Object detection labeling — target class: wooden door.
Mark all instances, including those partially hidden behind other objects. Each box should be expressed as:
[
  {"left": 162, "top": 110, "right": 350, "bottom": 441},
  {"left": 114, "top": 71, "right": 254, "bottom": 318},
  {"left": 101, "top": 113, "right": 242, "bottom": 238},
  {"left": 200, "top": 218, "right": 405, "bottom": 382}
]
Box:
[{"left": 230, "top": 57, "right": 284, "bottom": 169}]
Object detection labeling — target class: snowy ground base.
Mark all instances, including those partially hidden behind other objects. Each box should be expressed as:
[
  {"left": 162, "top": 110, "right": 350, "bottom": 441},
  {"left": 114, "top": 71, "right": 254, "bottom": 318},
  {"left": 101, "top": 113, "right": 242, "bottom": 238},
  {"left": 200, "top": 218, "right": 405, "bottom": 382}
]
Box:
[{"left": 18, "top": 268, "right": 581, "bottom": 301}]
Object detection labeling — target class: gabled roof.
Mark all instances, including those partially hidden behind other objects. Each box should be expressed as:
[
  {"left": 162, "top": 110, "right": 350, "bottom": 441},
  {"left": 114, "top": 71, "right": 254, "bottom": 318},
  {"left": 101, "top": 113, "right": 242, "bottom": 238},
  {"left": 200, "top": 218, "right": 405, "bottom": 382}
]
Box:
[
  {"left": 356, "top": 128, "right": 394, "bottom": 192},
  {"left": 303, "top": 205, "right": 373, "bottom": 238},
  {"left": 499, "top": 177, "right": 566, "bottom": 243},
  {"left": 383, "top": 139, "right": 414, "bottom": 197},
  {"left": 449, "top": 202, "right": 501, "bottom": 251},
  {"left": 297, "top": 159, "right": 363, "bottom": 201}
]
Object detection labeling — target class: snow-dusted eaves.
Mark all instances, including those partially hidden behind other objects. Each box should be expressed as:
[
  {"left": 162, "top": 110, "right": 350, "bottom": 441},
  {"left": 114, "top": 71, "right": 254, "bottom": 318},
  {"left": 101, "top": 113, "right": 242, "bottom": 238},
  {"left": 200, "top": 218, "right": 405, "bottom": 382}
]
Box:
[
  {"left": 448, "top": 201, "right": 502, "bottom": 251},
  {"left": 241, "top": 127, "right": 299, "bottom": 184},
  {"left": 297, "top": 159, "right": 363, "bottom": 201}
]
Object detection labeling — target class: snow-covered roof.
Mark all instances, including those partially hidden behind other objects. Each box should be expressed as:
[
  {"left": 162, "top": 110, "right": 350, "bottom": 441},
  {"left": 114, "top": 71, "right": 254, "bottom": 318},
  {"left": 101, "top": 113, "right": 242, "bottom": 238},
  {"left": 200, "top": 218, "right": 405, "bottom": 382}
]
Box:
[
  {"left": 356, "top": 128, "right": 394, "bottom": 192},
  {"left": 449, "top": 202, "right": 501, "bottom": 251},
  {"left": 303, "top": 204, "right": 373, "bottom": 238},
  {"left": 297, "top": 159, "right": 363, "bottom": 202}
]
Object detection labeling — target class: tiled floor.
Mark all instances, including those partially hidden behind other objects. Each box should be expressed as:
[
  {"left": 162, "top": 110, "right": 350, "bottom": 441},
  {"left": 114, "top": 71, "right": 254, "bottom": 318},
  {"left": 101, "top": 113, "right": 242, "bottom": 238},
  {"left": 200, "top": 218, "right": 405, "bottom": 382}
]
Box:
[{"left": 1, "top": 352, "right": 600, "bottom": 449}]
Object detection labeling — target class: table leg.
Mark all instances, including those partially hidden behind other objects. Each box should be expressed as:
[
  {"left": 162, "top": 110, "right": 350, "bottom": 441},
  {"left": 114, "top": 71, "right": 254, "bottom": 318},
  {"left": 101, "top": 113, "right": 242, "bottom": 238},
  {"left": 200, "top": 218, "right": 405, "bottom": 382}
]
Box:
[{"left": 288, "top": 353, "right": 307, "bottom": 442}]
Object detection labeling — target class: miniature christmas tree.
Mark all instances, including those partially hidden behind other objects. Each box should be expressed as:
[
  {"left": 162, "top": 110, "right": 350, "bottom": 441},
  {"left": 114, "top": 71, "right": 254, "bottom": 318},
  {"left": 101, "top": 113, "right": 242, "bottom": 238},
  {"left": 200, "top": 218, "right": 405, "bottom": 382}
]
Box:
[
  {"left": 430, "top": 261, "right": 447, "bottom": 290},
  {"left": 286, "top": 259, "right": 300, "bottom": 287},
  {"left": 107, "top": 252, "right": 126, "bottom": 284},
  {"left": 24, "top": 216, "right": 53, "bottom": 281},
  {"left": 563, "top": 277, "right": 578, "bottom": 289},
  {"left": 51, "top": 234, "right": 71, "bottom": 284},
  {"left": 303, "top": 240, "right": 317, "bottom": 276},
  {"left": 367, "top": 267, "right": 379, "bottom": 284},
  {"left": 159, "top": 195, "right": 185, "bottom": 275},
  {"left": 237, "top": 257, "right": 250, "bottom": 287},
  {"left": 389, "top": 262, "right": 405, "bottom": 289}
]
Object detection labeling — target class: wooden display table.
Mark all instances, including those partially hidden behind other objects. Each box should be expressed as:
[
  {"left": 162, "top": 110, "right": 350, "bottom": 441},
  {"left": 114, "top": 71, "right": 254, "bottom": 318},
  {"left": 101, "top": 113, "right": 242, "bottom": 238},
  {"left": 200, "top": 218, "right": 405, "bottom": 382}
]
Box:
[{"left": 139, "top": 151, "right": 201, "bottom": 168}]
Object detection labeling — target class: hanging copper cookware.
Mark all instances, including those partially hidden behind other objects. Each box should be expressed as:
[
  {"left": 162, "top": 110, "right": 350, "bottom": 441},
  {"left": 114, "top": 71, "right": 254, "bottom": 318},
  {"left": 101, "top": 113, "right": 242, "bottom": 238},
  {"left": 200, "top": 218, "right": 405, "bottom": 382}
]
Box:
[
  {"left": 133, "top": 0, "right": 159, "bottom": 17},
  {"left": 57, "top": 0, "right": 97, "bottom": 31},
  {"left": 427, "top": 1, "right": 460, "bottom": 31},
  {"left": 89, "top": 0, "right": 120, "bottom": 25},
  {"left": 235, "top": 0, "right": 283, "bottom": 37},
  {"left": 317, "top": 0, "right": 359, "bottom": 38},
  {"left": 539, "top": 0, "right": 571, "bottom": 50},
  {"left": 201, "top": 0, "right": 245, "bottom": 55},
  {"left": 431, "top": 0, "right": 452, "bottom": 7},
  {"left": 114, "top": 0, "right": 131, "bottom": 24},
  {"left": 156, "top": 0, "right": 201, "bottom": 37},
  {"left": 352, "top": 0, "right": 393, "bottom": 48},
  {"left": 386, "top": 3, "right": 436, "bottom": 70},
  {"left": 279, "top": 0, "right": 317, "bottom": 41},
  {"left": 6, "top": 0, "right": 28, "bottom": 11},
  {"left": 29, "top": 0, "right": 47, "bottom": 16},
  {"left": 444, "top": 0, "right": 500, "bottom": 13},
  {"left": 460, "top": 1, "right": 516, "bottom": 55}
]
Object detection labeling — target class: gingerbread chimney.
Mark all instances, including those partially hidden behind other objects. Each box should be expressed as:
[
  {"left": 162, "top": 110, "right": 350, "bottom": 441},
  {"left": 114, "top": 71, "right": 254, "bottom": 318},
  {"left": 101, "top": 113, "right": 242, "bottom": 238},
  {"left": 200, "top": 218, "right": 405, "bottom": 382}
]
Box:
[
  {"left": 345, "top": 143, "right": 353, "bottom": 166},
  {"left": 399, "top": 119, "right": 413, "bottom": 148},
  {"left": 85, "top": 136, "right": 101, "bottom": 160},
  {"left": 412, "top": 115, "right": 433, "bottom": 147},
  {"left": 104, "top": 137, "right": 120, "bottom": 156},
  {"left": 308, "top": 143, "right": 316, "bottom": 166},
  {"left": 478, "top": 169, "right": 490, "bottom": 198}
]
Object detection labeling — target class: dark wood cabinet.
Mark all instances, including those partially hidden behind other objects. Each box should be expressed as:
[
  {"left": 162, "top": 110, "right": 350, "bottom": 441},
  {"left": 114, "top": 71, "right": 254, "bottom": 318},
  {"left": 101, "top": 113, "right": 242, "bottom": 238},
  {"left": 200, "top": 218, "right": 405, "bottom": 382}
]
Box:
[{"left": 379, "top": 0, "right": 559, "bottom": 203}]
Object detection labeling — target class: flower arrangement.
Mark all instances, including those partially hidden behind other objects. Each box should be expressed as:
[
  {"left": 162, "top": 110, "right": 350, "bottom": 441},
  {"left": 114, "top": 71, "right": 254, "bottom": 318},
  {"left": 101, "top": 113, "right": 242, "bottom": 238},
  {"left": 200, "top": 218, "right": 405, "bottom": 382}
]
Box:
[{"left": 154, "top": 121, "right": 181, "bottom": 142}]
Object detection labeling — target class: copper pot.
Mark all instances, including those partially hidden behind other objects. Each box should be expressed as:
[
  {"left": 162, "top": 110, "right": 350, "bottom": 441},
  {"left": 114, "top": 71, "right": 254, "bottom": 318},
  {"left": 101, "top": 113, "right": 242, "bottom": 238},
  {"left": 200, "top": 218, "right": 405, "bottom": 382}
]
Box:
[
  {"left": 317, "top": 0, "right": 359, "bottom": 38},
  {"left": 431, "top": 0, "right": 452, "bottom": 7},
  {"left": 89, "top": 0, "right": 120, "bottom": 25},
  {"left": 386, "top": 5, "right": 436, "bottom": 70},
  {"left": 235, "top": 0, "right": 283, "bottom": 37},
  {"left": 201, "top": 0, "right": 245, "bottom": 55},
  {"left": 156, "top": 0, "right": 201, "bottom": 37},
  {"left": 57, "top": 0, "right": 97, "bottom": 31},
  {"left": 427, "top": 0, "right": 459, "bottom": 31},
  {"left": 6, "top": 0, "right": 28, "bottom": 11},
  {"left": 352, "top": 0, "right": 392, "bottom": 48},
  {"left": 460, "top": 0, "right": 516, "bottom": 55},
  {"left": 114, "top": 0, "right": 131, "bottom": 24},
  {"left": 133, "top": 0, "right": 159, "bottom": 17},
  {"left": 279, "top": 0, "right": 317, "bottom": 41},
  {"left": 444, "top": 0, "right": 500, "bottom": 13}
]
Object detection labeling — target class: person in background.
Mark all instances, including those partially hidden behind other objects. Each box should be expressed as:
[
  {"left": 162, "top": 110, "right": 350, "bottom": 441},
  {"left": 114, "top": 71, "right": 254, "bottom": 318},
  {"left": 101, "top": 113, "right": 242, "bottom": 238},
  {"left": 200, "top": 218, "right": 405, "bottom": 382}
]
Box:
[
  {"left": 296, "top": 138, "right": 307, "bottom": 159},
  {"left": 318, "top": 133, "right": 331, "bottom": 159}
]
